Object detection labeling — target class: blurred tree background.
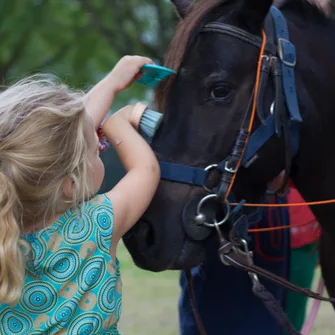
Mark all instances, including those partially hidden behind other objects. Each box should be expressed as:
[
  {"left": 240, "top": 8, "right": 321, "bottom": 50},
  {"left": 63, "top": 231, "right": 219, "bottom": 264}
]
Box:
[{"left": 0, "top": 0, "right": 177, "bottom": 188}]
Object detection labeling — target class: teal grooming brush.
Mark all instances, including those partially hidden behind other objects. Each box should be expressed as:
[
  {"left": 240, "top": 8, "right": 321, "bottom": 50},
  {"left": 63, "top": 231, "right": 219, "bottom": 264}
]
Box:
[
  {"left": 139, "top": 108, "right": 163, "bottom": 144},
  {"left": 136, "top": 64, "right": 176, "bottom": 87},
  {"left": 131, "top": 102, "right": 163, "bottom": 144}
]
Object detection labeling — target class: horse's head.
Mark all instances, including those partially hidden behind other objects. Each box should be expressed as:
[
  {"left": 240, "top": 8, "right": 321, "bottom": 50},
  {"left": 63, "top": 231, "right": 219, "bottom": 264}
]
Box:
[{"left": 123, "top": 0, "right": 294, "bottom": 271}]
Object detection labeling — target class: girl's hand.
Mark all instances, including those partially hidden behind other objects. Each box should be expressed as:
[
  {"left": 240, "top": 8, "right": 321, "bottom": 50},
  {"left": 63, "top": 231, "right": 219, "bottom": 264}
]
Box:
[
  {"left": 84, "top": 56, "right": 153, "bottom": 129},
  {"left": 116, "top": 103, "right": 148, "bottom": 130},
  {"left": 109, "top": 56, "right": 154, "bottom": 94}
]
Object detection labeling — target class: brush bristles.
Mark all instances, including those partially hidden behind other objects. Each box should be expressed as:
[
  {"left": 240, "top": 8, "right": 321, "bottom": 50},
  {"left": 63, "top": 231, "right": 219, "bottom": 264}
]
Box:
[{"left": 139, "top": 109, "right": 163, "bottom": 144}]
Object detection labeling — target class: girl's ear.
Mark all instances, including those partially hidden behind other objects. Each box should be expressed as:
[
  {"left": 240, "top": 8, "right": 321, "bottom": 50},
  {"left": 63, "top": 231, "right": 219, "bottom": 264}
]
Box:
[{"left": 63, "top": 177, "right": 74, "bottom": 198}]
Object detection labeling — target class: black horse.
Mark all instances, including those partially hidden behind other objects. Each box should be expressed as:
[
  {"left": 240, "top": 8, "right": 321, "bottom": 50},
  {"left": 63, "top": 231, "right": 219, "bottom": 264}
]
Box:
[{"left": 123, "top": 0, "right": 335, "bottom": 305}]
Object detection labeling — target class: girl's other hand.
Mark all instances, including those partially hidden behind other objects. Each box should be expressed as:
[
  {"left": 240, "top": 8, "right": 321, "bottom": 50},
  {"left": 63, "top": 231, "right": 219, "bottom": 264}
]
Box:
[{"left": 110, "top": 56, "right": 154, "bottom": 94}]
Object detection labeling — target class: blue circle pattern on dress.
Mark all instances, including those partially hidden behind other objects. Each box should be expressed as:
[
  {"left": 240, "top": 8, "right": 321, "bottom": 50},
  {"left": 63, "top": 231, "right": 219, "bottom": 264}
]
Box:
[
  {"left": 78, "top": 257, "right": 106, "bottom": 294},
  {"left": 68, "top": 313, "right": 103, "bottom": 335},
  {"left": 49, "top": 298, "right": 78, "bottom": 327},
  {"left": 30, "top": 238, "right": 47, "bottom": 267},
  {"left": 90, "top": 205, "right": 113, "bottom": 237},
  {"left": 45, "top": 248, "right": 80, "bottom": 283},
  {"left": 98, "top": 277, "right": 117, "bottom": 314},
  {"left": 20, "top": 282, "right": 57, "bottom": 314},
  {"left": 96, "top": 229, "right": 111, "bottom": 255},
  {"left": 64, "top": 212, "right": 93, "bottom": 245},
  {"left": 0, "top": 195, "right": 121, "bottom": 335},
  {"left": 0, "top": 309, "right": 32, "bottom": 334}
]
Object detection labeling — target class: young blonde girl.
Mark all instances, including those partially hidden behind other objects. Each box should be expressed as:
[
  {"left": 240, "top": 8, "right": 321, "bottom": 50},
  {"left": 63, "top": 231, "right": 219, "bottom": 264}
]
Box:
[{"left": 0, "top": 56, "right": 160, "bottom": 334}]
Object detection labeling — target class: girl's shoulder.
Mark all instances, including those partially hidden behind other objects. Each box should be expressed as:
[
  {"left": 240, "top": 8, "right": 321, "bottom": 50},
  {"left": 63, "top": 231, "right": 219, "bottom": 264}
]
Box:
[
  {"left": 80, "top": 193, "right": 114, "bottom": 239},
  {"left": 87, "top": 193, "right": 113, "bottom": 209},
  {"left": 30, "top": 194, "right": 115, "bottom": 250}
]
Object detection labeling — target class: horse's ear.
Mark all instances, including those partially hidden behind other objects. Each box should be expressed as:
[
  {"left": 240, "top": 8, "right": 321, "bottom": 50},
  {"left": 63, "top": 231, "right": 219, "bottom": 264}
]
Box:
[
  {"left": 171, "top": 0, "right": 192, "bottom": 19},
  {"left": 239, "top": 0, "right": 274, "bottom": 32}
]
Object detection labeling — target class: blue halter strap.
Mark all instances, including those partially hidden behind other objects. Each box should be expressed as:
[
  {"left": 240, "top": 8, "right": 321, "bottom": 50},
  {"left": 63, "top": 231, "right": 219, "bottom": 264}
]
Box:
[{"left": 158, "top": 7, "right": 301, "bottom": 189}]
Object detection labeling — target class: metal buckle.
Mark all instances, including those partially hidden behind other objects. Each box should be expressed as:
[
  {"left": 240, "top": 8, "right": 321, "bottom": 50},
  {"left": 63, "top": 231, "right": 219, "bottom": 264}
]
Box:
[
  {"left": 261, "top": 55, "right": 273, "bottom": 67},
  {"left": 215, "top": 220, "right": 232, "bottom": 266},
  {"left": 237, "top": 238, "right": 260, "bottom": 286},
  {"left": 202, "top": 164, "right": 218, "bottom": 193},
  {"left": 277, "top": 38, "right": 296, "bottom": 67},
  {"left": 195, "top": 194, "right": 230, "bottom": 228},
  {"left": 224, "top": 161, "right": 238, "bottom": 174},
  {"left": 270, "top": 101, "right": 275, "bottom": 115}
]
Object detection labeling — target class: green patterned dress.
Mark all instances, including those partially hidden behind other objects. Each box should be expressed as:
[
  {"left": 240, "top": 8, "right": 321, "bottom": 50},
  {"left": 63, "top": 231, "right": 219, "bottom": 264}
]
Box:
[{"left": 0, "top": 194, "right": 122, "bottom": 335}]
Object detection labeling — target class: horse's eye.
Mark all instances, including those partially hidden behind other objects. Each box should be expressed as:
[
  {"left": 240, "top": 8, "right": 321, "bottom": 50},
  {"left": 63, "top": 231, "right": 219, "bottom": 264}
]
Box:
[{"left": 210, "top": 85, "right": 232, "bottom": 100}]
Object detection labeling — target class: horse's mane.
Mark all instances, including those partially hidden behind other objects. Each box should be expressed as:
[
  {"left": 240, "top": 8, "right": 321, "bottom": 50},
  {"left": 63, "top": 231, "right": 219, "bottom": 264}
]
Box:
[{"left": 155, "top": 0, "right": 331, "bottom": 112}]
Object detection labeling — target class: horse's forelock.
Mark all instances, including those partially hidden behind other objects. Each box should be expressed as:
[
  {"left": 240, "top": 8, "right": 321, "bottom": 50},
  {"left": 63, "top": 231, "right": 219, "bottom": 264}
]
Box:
[
  {"left": 154, "top": 0, "right": 332, "bottom": 112},
  {"left": 155, "top": 0, "right": 232, "bottom": 112}
]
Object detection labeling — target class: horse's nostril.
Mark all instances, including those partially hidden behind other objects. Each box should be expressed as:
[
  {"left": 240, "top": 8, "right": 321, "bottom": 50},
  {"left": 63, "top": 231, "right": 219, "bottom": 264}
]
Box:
[{"left": 142, "top": 218, "right": 156, "bottom": 248}]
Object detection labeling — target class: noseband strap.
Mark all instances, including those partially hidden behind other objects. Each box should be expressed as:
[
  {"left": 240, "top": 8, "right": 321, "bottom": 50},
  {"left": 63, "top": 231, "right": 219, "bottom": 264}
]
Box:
[{"left": 159, "top": 112, "right": 299, "bottom": 186}]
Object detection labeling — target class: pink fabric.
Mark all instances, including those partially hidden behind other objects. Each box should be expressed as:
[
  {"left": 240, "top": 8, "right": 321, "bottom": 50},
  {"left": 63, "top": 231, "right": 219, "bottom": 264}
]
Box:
[
  {"left": 287, "top": 187, "right": 321, "bottom": 248},
  {"left": 301, "top": 280, "right": 325, "bottom": 334}
]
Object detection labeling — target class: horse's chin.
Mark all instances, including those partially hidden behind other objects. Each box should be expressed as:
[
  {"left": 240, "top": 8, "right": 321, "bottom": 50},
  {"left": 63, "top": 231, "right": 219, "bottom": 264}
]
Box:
[
  {"left": 123, "top": 224, "right": 206, "bottom": 272},
  {"left": 169, "top": 238, "right": 206, "bottom": 270}
]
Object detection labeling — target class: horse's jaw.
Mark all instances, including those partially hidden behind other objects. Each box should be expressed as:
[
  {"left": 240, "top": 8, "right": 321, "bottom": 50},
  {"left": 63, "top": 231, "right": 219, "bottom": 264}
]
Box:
[{"left": 123, "top": 181, "right": 209, "bottom": 271}]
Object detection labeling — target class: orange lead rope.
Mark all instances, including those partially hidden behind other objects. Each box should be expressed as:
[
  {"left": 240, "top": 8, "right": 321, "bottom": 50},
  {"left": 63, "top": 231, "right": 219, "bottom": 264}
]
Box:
[
  {"left": 248, "top": 221, "right": 319, "bottom": 233},
  {"left": 222, "top": 30, "right": 332, "bottom": 233},
  {"left": 233, "top": 199, "right": 335, "bottom": 208},
  {"left": 224, "top": 30, "right": 268, "bottom": 201}
]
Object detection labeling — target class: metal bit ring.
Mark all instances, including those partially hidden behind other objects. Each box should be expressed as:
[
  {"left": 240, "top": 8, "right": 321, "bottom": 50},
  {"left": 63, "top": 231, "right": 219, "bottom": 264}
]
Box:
[{"left": 196, "top": 194, "right": 230, "bottom": 228}]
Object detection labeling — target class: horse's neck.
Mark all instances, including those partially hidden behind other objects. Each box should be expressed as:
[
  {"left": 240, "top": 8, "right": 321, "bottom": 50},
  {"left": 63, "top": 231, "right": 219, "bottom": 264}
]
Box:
[{"left": 287, "top": 14, "right": 335, "bottom": 232}]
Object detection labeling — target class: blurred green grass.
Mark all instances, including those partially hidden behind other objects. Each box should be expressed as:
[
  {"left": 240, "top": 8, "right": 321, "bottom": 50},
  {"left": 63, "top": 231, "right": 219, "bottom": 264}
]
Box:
[
  {"left": 118, "top": 242, "right": 179, "bottom": 334},
  {"left": 117, "top": 243, "right": 334, "bottom": 335}
]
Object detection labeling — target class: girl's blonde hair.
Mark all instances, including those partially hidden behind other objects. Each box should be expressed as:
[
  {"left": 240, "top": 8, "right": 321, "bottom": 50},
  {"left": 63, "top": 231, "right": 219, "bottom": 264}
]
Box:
[{"left": 0, "top": 75, "right": 95, "bottom": 304}]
